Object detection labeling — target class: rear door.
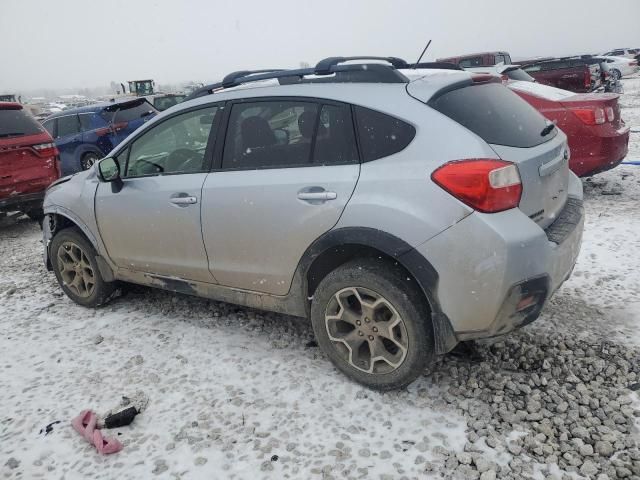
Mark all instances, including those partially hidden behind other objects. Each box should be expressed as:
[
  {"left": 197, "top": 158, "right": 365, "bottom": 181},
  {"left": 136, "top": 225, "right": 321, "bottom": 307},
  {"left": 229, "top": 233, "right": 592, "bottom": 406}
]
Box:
[{"left": 201, "top": 98, "right": 360, "bottom": 295}]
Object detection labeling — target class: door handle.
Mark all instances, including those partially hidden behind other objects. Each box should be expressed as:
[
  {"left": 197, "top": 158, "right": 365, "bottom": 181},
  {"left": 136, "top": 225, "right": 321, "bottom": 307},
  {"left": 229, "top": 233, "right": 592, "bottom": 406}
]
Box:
[
  {"left": 170, "top": 196, "right": 198, "bottom": 205},
  {"left": 297, "top": 191, "right": 337, "bottom": 201}
]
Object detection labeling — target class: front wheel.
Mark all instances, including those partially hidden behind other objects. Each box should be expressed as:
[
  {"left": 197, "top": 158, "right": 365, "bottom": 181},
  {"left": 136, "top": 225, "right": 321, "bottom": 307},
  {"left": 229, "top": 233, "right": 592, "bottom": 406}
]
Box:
[
  {"left": 50, "top": 227, "right": 115, "bottom": 307},
  {"left": 80, "top": 152, "right": 100, "bottom": 171},
  {"left": 310, "top": 259, "right": 434, "bottom": 390}
]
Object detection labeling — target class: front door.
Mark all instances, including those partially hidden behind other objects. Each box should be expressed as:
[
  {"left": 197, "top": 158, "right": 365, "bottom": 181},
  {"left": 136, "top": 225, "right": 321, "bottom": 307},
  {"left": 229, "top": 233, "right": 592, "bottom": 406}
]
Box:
[
  {"left": 201, "top": 99, "right": 360, "bottom": 296},
  {"left": 95, "top": 104, "right": 222, "bottom": 282}
]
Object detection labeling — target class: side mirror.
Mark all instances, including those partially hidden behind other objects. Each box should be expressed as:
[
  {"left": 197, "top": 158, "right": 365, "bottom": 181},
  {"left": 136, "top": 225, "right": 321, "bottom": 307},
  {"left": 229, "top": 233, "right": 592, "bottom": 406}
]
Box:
[
  {"left": 98, "top": 157, "right": 120, "bottom": 182},
  {"left": 98, "top": 157, "right": 124, "bottom": 192}
]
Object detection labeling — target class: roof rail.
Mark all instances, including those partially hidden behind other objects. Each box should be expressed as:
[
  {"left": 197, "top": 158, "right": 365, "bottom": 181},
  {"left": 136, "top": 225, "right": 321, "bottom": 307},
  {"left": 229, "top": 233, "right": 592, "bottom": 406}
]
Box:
[
  {"left": 221, "top": 69, "right": 286, "bottom": 88},
  {"left": 184, "top": 60, "right": 409, "bottom": 101},
  {"left": 314, "top": 56, "right": 408, "bottom": 75},
  {"left": 407, "top": 61, "right": 464, "bottom": 71}
]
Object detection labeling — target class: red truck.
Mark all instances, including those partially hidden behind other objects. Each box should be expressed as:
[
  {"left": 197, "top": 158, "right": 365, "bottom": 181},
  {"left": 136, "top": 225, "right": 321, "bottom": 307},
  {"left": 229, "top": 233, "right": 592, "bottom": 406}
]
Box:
[
  {"left": 436, "top": 51, "right": 512, "bottom": 68},
  {"left": 519, "top": 58, "right": 602, "bottom": 93}
]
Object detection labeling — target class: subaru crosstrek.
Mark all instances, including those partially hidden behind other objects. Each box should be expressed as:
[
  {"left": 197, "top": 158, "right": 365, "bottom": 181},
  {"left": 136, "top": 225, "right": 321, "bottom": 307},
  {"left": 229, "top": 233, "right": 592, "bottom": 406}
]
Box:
[
  {"left": 42, "top": 98, "right": 157, "bottom": 175},
  {"left": 42, "top": 58, "right": 584, "bottom": 390}
]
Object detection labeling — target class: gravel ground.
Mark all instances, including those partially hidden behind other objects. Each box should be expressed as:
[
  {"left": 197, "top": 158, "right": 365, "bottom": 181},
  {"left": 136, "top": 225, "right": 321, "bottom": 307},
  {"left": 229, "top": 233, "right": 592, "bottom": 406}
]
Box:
[{"left": 1, "top": 77, "right": 639, "bottom": 480}]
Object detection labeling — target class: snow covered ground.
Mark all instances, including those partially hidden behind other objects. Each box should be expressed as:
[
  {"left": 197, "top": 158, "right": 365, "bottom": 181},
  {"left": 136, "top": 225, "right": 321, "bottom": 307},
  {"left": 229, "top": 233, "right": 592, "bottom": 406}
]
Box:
[{"left": 1, "top": 77, "right": 639, "bottom": 480}]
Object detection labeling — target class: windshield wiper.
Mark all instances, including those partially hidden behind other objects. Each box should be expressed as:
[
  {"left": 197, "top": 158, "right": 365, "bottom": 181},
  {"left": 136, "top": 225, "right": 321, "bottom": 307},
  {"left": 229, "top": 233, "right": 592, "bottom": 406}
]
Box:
[
  {"left": 540, "top": 123, "right": 556, "bottom": 137},
  {"left": 0, "top": 132, "right": 24, "bottom": 138}
]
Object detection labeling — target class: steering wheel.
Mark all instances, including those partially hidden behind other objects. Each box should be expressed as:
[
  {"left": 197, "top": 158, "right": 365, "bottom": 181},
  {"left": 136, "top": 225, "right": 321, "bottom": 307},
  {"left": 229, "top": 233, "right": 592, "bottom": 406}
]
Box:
[
  {"left": 166, "top": 148, "right": 202, "bottom": 172},
  {"left": 132, "top": 158, "right": 165, "bottom": 175}
]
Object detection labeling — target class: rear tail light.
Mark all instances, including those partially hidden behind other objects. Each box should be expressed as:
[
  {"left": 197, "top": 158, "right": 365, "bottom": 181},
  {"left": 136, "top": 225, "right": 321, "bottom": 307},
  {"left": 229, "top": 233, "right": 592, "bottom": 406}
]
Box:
[
  {"left": 571, "top": 107, "right": 606, "bottom": 125},
  {"left": 605, "top": 106, "right": 615, "bottom": 122},
  {"left": 629, "top": 61, "right": 638, "bottom": 67},
  {"left": 32, "top": 142, "right": 59, "bottom": 157},
  {"left": 584, "top": 71, "right": 591, "bottom": 89},
  {"left": 431, "top": 159, "right": 522, "bottom": 213}
]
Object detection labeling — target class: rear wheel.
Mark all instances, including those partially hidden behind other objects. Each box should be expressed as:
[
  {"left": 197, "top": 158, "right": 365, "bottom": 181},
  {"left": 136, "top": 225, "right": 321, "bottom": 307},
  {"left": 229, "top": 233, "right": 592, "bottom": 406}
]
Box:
[
  {"left": 80, "top": 152, "right": 100, "bottom": 171},
  {"left": 310, "top": 259, "right": 434, "bottom": 390},
  {"left": 612, "top": 69, "right": 622, "bottom": 80},
  {"left": 50, "top": 227, "right": 115, "bottom": 307}
]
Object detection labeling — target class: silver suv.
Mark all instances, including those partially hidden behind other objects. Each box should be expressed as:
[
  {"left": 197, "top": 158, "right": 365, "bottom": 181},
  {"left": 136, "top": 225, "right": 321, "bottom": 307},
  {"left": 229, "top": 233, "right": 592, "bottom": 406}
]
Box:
[{"left": 43, "top": 57, "right": 584, "bottom": 390}]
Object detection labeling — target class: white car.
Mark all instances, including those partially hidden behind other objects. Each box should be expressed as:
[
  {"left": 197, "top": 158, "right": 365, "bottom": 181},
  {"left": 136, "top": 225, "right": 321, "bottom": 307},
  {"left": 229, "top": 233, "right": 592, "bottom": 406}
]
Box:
[
  {"left": 601, "top": 48, "right": 638, "bottom": 59},
  {"left": 600, "top": 56, "right": 639, "bottom": 79}
]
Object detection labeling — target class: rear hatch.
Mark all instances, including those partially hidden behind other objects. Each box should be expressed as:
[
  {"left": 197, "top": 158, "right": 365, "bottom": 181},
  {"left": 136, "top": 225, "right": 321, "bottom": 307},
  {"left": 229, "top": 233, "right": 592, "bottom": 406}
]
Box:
[
  {"left": 0, "top": 107, "right": 59, "bottom": 200},
  {"left": 100, "top": 98, "right": 158, "bottom": 145},
  {"left": 409, "top": 79, "right": 569, "bottom": 229}
]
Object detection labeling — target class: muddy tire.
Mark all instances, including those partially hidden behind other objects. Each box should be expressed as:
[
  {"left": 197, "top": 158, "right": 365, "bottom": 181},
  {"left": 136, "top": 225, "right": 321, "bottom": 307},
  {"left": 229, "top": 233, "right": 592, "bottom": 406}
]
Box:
[
  {"left": 310, "top": 259, "right": 434, "bottom": 391},
  {"left": 50, "top": 227, "right": 115, "bottom": 307}
]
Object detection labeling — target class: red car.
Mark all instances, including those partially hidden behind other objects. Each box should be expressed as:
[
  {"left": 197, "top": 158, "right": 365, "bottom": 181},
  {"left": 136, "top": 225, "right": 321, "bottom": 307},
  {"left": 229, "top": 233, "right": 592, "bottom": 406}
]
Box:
[
  {"left": 0, "top": 102, "right": 60, "bottom": 220},
  {"left": 507, "top": 81, "right": 629, "bottom": 177}
]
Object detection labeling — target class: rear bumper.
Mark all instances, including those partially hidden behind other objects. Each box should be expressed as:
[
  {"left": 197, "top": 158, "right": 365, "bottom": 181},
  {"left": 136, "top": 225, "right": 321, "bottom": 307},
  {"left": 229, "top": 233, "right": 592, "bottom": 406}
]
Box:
[
  {"left": 569, "top": 126, "right": 630, "bottom": 177},
  {"left": 416, "top": 173, "right": 584, "bottom": 340},
  {"left": 0, "top": 191, "right": 45, "bottom": 212}
]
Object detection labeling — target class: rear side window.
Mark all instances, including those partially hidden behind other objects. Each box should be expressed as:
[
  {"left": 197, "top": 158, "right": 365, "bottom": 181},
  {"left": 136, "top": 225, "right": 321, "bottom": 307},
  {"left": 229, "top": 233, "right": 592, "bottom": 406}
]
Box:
[
  {"left": 0, "top": 108, "right": 44, "bottom": 137},
  {"left": 79, "top": 113, "right": 95, "bottom": 131},
  {"left": 223, "top": 101, "right": 318, "bottom": 169},
  {"left": 429, "top": 83, "right": 555, "bottom": 148},
  {"left": 101, "top": 100, "right": 156, "bottom": 124},
  {"left": 55, "top": 115, "right": 80, "bottom": 138},
  {"left": 354, "top": 106, "right": 415, "bottom": 162}
]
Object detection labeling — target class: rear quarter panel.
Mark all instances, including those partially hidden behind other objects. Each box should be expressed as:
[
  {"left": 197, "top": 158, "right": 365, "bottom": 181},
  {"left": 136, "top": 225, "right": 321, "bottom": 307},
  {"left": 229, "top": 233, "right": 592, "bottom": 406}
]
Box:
[{"left": 337, "top": 91, "right": 498, "bottom": 247}]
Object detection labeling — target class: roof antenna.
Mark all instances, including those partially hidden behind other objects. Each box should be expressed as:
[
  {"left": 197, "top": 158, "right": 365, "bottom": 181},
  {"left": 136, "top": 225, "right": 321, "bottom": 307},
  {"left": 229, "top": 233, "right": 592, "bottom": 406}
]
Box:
[{"left": 414, "top": 40, "right": 432, "bottom": 68}]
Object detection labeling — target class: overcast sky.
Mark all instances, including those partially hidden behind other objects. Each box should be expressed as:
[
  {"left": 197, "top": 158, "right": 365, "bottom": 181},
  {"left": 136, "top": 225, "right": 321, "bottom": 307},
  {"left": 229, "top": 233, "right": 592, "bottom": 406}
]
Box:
[{"left": 1, "top": 0, "right": 638, "bottom": 92}]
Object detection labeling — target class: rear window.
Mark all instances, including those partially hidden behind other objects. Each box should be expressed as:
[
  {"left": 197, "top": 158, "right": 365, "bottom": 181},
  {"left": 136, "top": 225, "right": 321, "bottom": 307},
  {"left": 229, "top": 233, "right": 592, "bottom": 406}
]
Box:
[
  {"left": 429, "top": 83, "right": 556, "bottom": 148},
  {"left": 354, "top": 106, "right": 416, "bottom": 162},
  {"left": 101, "top": 100, "right": 156, "bottom": 123},
  {"left": 0, "top": 108, "right": 44, "bottom": 138}
]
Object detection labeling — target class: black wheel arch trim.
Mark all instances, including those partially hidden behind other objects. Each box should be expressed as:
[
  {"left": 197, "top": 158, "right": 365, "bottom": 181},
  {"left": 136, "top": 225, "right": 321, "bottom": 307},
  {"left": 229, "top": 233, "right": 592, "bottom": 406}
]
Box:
[
  {"left": 43, "top": 207, "right": 115, "bottom": 283},
  {"left": 294, "top": 227, "right": 458, "bottom": 354}
]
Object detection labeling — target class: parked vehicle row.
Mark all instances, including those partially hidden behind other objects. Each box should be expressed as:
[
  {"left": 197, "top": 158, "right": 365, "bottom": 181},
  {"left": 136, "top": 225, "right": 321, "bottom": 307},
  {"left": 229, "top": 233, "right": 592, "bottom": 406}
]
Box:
[
  {"left": 42, "top": 57, "right": 585, "bottom": 390},
  {"left": 437, "top": 50, "right": 639, "bottom": 93},
  {"left": 42, "top": 98, "right": 157, "bottom": 175}
]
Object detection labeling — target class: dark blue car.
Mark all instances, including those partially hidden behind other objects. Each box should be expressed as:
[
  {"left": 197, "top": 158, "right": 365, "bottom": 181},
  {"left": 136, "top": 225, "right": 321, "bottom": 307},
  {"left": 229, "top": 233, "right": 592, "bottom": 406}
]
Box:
[{"left": 42, "top": 98, "right": 157, "bottom": 175}]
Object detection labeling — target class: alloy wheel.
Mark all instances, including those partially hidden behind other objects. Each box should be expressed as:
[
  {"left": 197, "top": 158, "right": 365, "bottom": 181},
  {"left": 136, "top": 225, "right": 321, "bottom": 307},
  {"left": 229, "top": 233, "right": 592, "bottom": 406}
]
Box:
[
  {"left": 57, "top": 241, "right": 96, "bottom": 298},
  {"left": 324, "top": 287, "right": 408, "bottom": 374}
]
